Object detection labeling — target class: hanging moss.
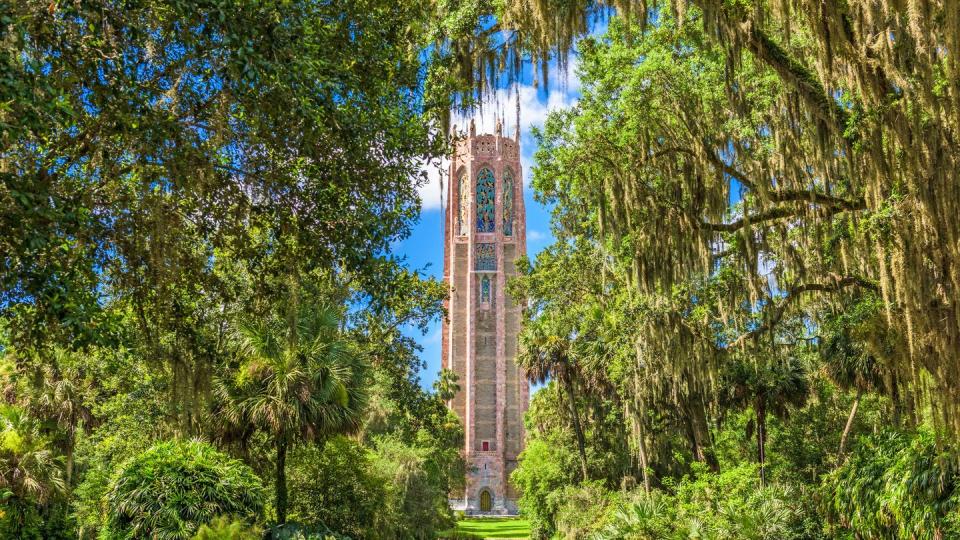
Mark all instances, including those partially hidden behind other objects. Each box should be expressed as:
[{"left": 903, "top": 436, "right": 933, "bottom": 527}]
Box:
[{"left": 505, "top": 0, "right": 960, "bottom": 440}]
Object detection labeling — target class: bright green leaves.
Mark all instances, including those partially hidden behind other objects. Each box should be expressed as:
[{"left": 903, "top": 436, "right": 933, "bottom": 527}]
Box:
[{"left": 103, "top": 439, "right": 265, "bottom": 539}]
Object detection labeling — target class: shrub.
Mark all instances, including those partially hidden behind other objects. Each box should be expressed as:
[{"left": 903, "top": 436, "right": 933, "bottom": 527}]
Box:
[
  {"left": 553, "top": 481, "right": 622, "bottom": 539},
  {"left": 192, "top": 516, "right": 261, "bottom": 540},
  {"left": 287, "top": 436, "right": 385, "bottom": 538},
  {"left": 370, "top": 433, "right": 456, "bottom": 539},
  {"left": 589, "top": 464, "right": 821, "bottom": 540},
  {"left": 510, "top": 436, "right": 579, "bottom": 538},
  {"left": 103, "top": 439, "right": 265, "bottom": 539},
  {"left": 822, "top": 429, "right": 960, "bottom": 539},
  {"left": 593, "top": 491, "right": 676, "bottom": 540}
]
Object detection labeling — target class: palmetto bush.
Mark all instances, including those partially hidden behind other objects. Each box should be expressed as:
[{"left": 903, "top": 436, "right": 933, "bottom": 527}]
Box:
[
  {"left": 822, "top": 429, "right": 960, "bottom": 539},
  {"left": 591, "top": 463, "right": 819, "bottom": 540},
  {"left": 103, "top": 439, "right": 264, "bottom": 540},
  {"left": 191, "top": 516, "right": 261, "bottom": 540}
]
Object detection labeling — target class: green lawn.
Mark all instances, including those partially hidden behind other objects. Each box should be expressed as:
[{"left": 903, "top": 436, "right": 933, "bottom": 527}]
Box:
[{"left": 441, "top": 517, "right": 531, "bottom": 539}]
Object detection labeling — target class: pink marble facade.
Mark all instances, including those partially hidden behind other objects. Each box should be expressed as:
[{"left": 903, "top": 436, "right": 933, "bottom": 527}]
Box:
[{"left": 442, "top": 120, "right": 529, "bottom": 515}]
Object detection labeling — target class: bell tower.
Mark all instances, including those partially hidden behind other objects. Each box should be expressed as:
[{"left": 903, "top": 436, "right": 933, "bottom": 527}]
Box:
[{"left": 442, "top": 118, "right": 529, "bottom": 515}]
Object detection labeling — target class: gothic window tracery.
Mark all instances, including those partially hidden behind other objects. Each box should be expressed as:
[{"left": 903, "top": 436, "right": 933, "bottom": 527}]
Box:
[
  {"left": 475, "top": 243, "right": 496, "bottom": 271},
  {"left": 476, "top": 168, "right": 495, "bottom": 233},
  {"left": 457, "top": 172, "right": 468, "bottom": 236},
  {"left": 502, "top": 168, "right": 515, "bottom": 236}
]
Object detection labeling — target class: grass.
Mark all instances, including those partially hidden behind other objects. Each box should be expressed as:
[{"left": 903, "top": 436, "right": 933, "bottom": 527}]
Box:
[{"left": 440, "top": 517, "right": 531, "bottom": 539}]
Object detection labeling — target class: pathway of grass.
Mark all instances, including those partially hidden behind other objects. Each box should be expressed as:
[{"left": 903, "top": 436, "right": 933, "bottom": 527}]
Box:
[{"left": 440, "top": 517, "right": 531, "bottom": 539}]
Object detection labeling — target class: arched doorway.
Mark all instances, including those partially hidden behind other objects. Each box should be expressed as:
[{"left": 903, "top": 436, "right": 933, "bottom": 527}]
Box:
[{"left": 479, "top": 489, "right": 492, "bottom": 512}]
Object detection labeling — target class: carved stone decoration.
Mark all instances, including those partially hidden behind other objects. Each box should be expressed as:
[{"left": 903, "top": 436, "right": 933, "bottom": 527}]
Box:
[
  {"left": 458, "top": 172, "right": 468, "bottom": 236},
  {"left": 502, "top": 168, "right": 515, "bottom": 237},
  {"left": 475, "top": 243, "right": 496, "bottom": 271}
]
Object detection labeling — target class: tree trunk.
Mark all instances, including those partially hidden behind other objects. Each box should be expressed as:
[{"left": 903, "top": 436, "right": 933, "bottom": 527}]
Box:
[
  {"left": 756, "top": 400, "right": 767, "bottom": 488},
  {"left": 562, "top": 372, "right": 589, "bottom": 483},
  {"left": 839, "top": 389, "right": 862, "bottom": 458},
  {"left": 686, "top": 400, "right": 719, "bottom": 472},
  {"left": 636, "top": 422, "right": 651, "bottom": 494},
  {"left": 65, "top": 432, "right": 74, "bottom": 491},
  {"left": 276, "top": 438, "right": 288, "bottom": 524}
]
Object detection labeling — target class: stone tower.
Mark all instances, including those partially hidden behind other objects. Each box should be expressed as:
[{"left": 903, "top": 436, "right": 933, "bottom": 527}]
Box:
[{"left": 442, "top": 118, "right": 529, "bottom": 515}]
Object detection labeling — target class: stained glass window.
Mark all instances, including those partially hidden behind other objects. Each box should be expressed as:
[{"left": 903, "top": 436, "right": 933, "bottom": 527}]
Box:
[
  {"left": 475, "top": 243, "right": 496, "bottom": 271},
  {"left": 502, "top": 168, "right": 515, "bottom": 236},
  {"left": 457, "top": 172, "right": 468, "bottom": 236},
  {"left": 476, "top": 168, "right": 495, "bottom": 233},
  {"left": 480, "top": 275, "right": 491, "bottom": 303}
]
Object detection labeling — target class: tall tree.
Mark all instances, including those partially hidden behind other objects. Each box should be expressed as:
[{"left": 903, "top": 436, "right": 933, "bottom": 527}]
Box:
[
  {"left": 2, "top": 0, "right": 442, "bottom": 425},
  {"left": 217, "top": 295, "right": 368, "bottom": 525},
  {"left": 722, "top": 356, "right": 810, "bottom": 486},
  {"left": 519, "top": 318, "right": 589, "bottom": 483}
]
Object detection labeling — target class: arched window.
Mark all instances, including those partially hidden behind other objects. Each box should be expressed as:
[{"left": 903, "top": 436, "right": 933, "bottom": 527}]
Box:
[
  {"left": 502, "top": 168, "right": 515, "bottom": 236},
  {"left": 457, "top": 172, "right": 468, "bottom": 236},
  {"left": 475, "top": 168, "right": 495, "bottom": 233}
]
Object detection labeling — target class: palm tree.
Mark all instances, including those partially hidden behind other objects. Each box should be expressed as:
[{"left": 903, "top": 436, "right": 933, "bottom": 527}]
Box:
[
  {"left": 0, "top": 405, "right": 65, "bottom": 529},
  {"left": 217, "top": 298, "right": 368, "bottom": 525},
  {"left": 821, "top": 327, "right": 883, "bottom": 458},
  {"left": 518, "top": 317, "right": 589, "bottom": 482},
  {"left": 723, "top": 357, "right": 810, "bottom": 487},
  {"left": 29, "top": 350, "right": 95, "bottom": 490},
  {"left": 433, "top": 368, "right": 460, "bottom": 403}
]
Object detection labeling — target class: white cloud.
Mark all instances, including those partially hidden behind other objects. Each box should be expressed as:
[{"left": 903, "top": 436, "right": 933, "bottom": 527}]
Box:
[
  {"left": 417, "top": 61, "right": 581, "bottom": 211},
  {"left": 417, "top": 156, "right": 449, "bottom": 211},
  {"left": 527, "top": 229, "right": 547, "bottom": 242}
]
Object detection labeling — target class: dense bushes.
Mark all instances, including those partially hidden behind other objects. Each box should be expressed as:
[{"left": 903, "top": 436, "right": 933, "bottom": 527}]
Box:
[
  {"left": 371, "top": 432, "right": 459, "bottom": 539},
  {"left": 511, "top": 437, "right": 580, "bottom": 537},
  {"left": 521, "top": 430, "right": 960, "bottom": 540},
  {"left": 102, "top": 440, "right": 264, "bottom": 539},
  {"left": 548, "top": 464, "right": 820, "bottom": 540},
  {"left": 822, "top": 430, "right": 960, "bottom": 539},
  {"left": 287, "top": 436, "right": 385, "bottom": 537}
]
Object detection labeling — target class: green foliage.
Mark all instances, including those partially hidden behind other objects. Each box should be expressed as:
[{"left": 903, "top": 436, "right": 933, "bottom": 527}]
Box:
[
  {"left": 215, "top": 294, "right": 368, "bottom": 524},
  {"left": 370, "top": 432, "right": 458, "bottom": 539},
  {"left": 594, "top": 464, "right": 821, "bottom": 540},
  {"left": 287, "top": 437, "right": 384, "bottom": 538},
  {"left": 266, "top": 522, "right": 352, "bottom": 540},
  {"left": 510, "top": 437, "right": 578, "bottom": 538},
  {"left": 553, "top": 481, "right": 624, "bottom": 539},
  {"left": 2, "top": 0, "right": 443, "bottom": 355},
  {"left": 822, "top": 429, "right": 960, "bottom": 539},
  {"left": 192, "top": 516, "right": 261, "bottom": 540},
  {"left": 103, "top": 440, "right": 264, "bottom": 540},
  {"left": 0, "top": 404, "right": 66, "bottom": 539}
]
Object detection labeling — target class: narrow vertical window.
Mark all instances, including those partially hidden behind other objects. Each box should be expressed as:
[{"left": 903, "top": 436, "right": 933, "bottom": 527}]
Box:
[
  {"left": 502, "top": 168, "right": 514, "bottom": 236},
  {"left": 480, "top": 275, "right": 491, "bottom": 304},
  {"left": 457, "top": 172, "right": 468, "bottom": 236},
  {"left": 476, "top": 168, "right": 495, "bottom": 233}
]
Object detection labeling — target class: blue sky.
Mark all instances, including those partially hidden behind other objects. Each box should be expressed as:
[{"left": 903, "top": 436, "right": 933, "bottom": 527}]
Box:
[{"left": 394, "top": 69, "right": 584, "bottom": 390}]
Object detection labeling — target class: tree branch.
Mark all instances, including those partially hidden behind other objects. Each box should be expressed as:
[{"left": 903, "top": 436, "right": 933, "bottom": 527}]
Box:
[{"left": 729, "top": 274, "right": 878, "bottom": 348}]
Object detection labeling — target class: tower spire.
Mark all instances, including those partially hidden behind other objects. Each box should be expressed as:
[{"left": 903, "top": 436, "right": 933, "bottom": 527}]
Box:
[{"left": 514, "top": 83, "right": 521, "bottom": 142}]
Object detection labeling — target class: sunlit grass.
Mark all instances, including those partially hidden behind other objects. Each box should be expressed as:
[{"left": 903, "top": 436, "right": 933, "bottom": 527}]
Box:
[{"left": 440, "top": 517, "right": 531, "bottom": 539}]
